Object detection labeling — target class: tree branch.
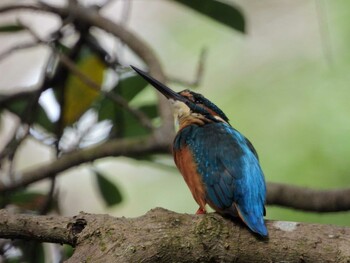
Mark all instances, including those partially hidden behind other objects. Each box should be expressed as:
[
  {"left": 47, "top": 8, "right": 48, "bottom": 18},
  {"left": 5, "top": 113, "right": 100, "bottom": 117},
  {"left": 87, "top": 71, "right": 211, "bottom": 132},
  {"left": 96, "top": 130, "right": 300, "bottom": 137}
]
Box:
[
  {"left": 0, "top": 209, "right": 75, "bottom": 246},
  {"left": 0, "top": 41, "right": 41, "bottom": 62},
  {"left": 0, "top": 208, "right": 349, "bottom": 262},
  {"left": 0, "top": 136, "right": 170, "bottom": 193},
  {"left": 267, "top": 182, "right": 350, "bottom": 212}
]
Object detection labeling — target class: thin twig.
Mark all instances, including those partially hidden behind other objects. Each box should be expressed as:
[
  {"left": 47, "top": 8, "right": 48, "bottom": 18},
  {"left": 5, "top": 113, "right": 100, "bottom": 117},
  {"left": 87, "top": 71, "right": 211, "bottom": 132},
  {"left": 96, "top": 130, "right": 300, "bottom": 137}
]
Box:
[
  {"left": 0, "top": 135, "right": 170, "bottom": 193},
  {"left": 98, "top": 0, "right": 117, "bottom": 10},
  {"left": 0, "top": 41, "right": 41, "bottom": 62},
  {"left": 315, "top": 0, "right": 333, "bottom": 67},
  {"left": 168, "top": 48, "right": 207, "bottom": 87},
  {"left": 39, "top": 177, "right": 56, "bottom": 215}
]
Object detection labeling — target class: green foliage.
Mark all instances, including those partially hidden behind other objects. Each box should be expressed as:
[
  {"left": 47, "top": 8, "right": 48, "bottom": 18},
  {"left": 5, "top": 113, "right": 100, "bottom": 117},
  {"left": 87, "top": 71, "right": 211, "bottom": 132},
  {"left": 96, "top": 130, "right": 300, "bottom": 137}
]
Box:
[
  {"left": 0, "top": 24, "right": 25, "bottom": 33},
  {"left": 0, "top": 95, "right": 55, "bottom": 133},
  {"left": 94, "top": 169, "right": 123, "bottom": 207},
  {"left": 96, "top": 73, "right": 155, "bottom": 138},
  {"left": 174, "top": 0, "right": 245, "bottom": 33},
  {"left": 63, "top": 245, "right": 75, "bottom": 260},
  {"left": 62, "top": 47, "right": 105, "bottom": 126},
  {"left": 1, "top": 191, "right": 44, "bottom": 209},
  {"left": 116, "top": 73, "right": 149, "bottom": 101}
]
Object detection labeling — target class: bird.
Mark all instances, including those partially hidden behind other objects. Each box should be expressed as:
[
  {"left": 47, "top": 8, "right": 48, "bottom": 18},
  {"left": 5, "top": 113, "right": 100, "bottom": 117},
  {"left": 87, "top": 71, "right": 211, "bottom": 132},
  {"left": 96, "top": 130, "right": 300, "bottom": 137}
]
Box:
[{"left": 131, "top": 65, "right": 268, "bottom": 237}]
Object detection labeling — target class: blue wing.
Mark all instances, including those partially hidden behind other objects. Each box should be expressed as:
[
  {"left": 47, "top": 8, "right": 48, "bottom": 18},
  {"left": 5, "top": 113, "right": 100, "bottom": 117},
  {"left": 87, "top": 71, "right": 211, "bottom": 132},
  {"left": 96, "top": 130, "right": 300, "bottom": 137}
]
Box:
[{"left": 175, "top": 122, "right": 267, "bottom": 237}]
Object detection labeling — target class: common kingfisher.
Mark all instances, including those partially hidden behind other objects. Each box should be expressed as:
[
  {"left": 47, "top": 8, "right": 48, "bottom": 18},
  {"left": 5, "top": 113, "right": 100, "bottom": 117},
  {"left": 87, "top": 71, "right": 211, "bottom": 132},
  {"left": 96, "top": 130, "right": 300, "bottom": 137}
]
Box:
[{"left": 131, "top": 66, "right": 268, "bottom": 237}]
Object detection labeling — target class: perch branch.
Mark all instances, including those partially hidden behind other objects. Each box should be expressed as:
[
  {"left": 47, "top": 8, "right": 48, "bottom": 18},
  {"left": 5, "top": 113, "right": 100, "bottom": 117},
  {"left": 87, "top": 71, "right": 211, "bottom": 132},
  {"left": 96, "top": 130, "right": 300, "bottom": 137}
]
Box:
[
  {"left": 0, "top": 209, "right": 75, "bottom": 246},
  {"left": 0, "top": 208, "right": 349, "bottom": 262}
]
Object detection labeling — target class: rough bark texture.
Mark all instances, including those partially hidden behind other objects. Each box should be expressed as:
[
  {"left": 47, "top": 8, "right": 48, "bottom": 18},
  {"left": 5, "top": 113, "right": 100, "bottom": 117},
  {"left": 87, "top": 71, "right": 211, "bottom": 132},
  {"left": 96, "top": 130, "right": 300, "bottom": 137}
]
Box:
[{"left": 0, "top": 209, "right": 349, "bottom": 262}]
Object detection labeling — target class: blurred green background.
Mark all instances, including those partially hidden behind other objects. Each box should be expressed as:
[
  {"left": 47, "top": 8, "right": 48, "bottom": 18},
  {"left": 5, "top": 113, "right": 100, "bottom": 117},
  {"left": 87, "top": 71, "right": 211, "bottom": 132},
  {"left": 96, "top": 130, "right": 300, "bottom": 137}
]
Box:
[{"left": 1, "top": 0, "right": 350, "bottom": 227}]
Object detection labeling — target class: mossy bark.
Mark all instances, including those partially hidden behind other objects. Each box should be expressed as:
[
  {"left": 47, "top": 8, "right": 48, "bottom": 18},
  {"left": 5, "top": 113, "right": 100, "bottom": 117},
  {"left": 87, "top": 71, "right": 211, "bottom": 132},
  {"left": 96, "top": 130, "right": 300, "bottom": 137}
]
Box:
[{"left": 0, "top": 208, "right": 349, "bottom": 262}]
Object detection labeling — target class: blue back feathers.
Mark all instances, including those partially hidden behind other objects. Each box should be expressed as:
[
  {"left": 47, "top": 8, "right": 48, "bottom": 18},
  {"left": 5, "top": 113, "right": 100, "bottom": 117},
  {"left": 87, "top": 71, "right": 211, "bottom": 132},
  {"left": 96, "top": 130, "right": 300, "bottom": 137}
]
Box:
[{"left": 174, "top": 122, "right": 268, "bottom": 237}]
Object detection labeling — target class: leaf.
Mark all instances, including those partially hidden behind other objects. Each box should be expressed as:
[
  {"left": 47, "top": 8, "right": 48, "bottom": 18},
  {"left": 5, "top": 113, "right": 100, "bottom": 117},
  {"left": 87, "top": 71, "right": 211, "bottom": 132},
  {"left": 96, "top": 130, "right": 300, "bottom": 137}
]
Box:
[
  {"left": 1, "top": 96, "right": 55, "bottom": 133},
  {"left": 0, "top": 24, "right": 25, "bottom": 33},
  {"left": 63, "top": 245, "right": 75, "bottom": 260},
  {"left": 114, "top": 104, "right": 158, "bottom": 138},
  {"left": 95, "top": 73, "right": 150, "bottom": 138},
  {"left": 96, "top": 94, "right": 119, "bottom": 122},
  {"left": 120, "top": 111, "right": 149, "bottom": 137},
  {"left": 174, "top": 0, "right": 245, "bottom": 33},
  {"left": 117, "top": 73, "right": 149, "bottom": 101},
  {"left": 94, "top": 169, "right": 123, "bottom": 206},
  {"left": 139, "top": 104, "right": 158, "bottom": 119},
  {"left": 62, "top": 47, "right": 106, "bottom": 126},
  {"left": 21, "top": 242, "right": 45, "bottom": 263},
  {"left": 0, "top": 191, "right": 47, "bottom": 211}
]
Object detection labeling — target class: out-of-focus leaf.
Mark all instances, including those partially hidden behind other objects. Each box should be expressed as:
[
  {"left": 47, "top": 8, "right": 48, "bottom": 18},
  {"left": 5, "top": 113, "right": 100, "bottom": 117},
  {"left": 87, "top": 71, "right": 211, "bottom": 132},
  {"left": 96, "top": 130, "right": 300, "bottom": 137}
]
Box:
[
  {"left": 114, "top": 104, "right": 158, "bottom": 137},
  {"left": 117, "top": 73, "right": 148, "bottom": 101},
  {"left": 2, "top": 97, "right": 55, "bottom": 133},
  {"left": 62, "top": 48, "right": 105, "bottom": 126},
  {"left": 0, "top": 24, "right": 25, "bottom": 33},
  {"left": 36, "top": 244, "right": 45, "bottom": 263},
  {"left": 139, "top": 104, "right": 158, "bottom": 119},
  {"left": 95, "top": 73, "right": 150, "bottom": 138},
  {"left": 174, "top": 0, "right": 245, "bottom": 33},
  {"left": 121, "top": 111, "right": 149, "bottom": 137},
  {"left": 21, "top": 242, "right": 45, "bottom": 263},
  {"left": 0, "top": 191, "right": 48, "bottom": 211},
  {"left": 94, "top": 169, "right": 123, "bottom": 206},
  {"left": 63, "top": 245, "right": 74, "bottom": 261},
  {"left": 35, "top": 106, "right": 56, "bottom": 133},
  {"left": 96, "top": 94, "right": 118, "bottom": 122}
]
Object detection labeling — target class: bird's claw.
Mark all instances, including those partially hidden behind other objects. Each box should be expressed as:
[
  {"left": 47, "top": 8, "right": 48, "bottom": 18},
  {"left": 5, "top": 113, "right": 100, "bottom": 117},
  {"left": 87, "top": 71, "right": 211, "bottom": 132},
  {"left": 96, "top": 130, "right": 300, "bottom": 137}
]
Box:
[{"left": 196, "top": 208, "right": 206, "bottom": 214}]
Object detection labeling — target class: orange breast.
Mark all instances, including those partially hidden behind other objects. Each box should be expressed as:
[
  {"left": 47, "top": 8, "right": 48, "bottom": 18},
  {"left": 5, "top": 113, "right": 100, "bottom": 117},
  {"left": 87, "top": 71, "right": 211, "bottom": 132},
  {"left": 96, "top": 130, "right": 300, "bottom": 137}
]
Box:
[{"left": 173, "top": 147, "right": 206, "bottom": 210}]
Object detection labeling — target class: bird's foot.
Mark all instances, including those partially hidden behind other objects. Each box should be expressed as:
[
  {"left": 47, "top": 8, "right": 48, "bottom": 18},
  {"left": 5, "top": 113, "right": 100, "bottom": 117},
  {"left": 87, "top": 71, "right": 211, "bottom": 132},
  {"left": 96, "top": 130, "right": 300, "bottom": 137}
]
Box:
[{"left": 196, "top": 207, "right": 206, "bottom": 214}]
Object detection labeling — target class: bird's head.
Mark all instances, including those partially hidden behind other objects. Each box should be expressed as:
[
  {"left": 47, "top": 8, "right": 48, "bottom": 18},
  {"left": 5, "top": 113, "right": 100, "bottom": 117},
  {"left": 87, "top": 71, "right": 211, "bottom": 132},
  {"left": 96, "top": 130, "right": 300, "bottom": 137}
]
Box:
[{"left": 131, "top": 66, "right": 229, "bottom": 128}]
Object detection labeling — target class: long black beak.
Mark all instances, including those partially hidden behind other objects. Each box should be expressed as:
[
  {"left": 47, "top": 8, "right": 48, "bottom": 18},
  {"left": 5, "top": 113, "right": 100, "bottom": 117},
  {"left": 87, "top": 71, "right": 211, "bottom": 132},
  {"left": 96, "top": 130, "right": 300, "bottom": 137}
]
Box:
[{"left": 131, "top": 65, "right": 187, "bottom": 103}]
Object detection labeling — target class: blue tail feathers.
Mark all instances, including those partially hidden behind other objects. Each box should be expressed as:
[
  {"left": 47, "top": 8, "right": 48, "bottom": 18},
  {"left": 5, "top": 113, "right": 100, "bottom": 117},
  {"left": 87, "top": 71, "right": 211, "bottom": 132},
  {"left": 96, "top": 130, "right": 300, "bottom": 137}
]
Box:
[{"left": 236, "top": 205, "right": 268, "bottom": 237}]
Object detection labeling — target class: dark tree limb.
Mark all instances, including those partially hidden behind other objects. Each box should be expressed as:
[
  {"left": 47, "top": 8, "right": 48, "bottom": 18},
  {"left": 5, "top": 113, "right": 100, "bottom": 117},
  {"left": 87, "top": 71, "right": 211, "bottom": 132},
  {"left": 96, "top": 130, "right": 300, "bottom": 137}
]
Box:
[
  {"left": 0, "top": 208, "right": 349, "bottom": 262},
  {"left": 0, "top": 209, "right": 75, "bottom": 246},
  {"left": 0, "top": 136, "right": 170, "bottom": 193},
  {"left": 267, "top": 182, "right": 350, "bottom": 212}
]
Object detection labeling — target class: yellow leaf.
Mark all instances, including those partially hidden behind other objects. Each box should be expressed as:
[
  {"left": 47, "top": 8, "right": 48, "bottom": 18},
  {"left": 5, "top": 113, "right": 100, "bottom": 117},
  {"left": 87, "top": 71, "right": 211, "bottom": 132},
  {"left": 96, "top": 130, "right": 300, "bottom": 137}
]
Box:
[{"left": 63, "top": 55, "right": 105, "bottom": 126}]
